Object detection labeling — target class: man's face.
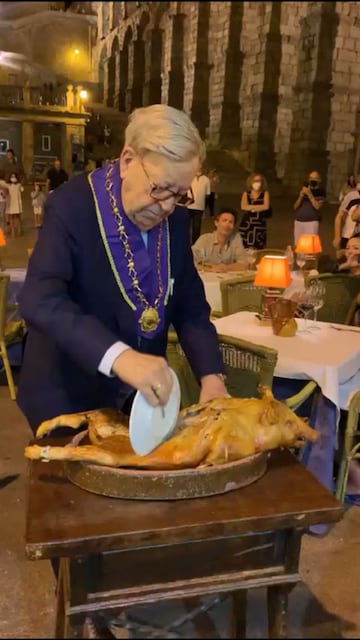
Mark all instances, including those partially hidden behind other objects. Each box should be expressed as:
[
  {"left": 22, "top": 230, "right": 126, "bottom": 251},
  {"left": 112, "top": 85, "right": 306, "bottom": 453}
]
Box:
[
  {"left": 119, "top": 147, "right": 199, "bottom": 231},
  {"left": 6, "top": 151, "right": 14, "bottom": 162},
  {"left": 214, "top": 213, "right": 235, "bottom": 238},
  {"left": 54, "top": 160, "right": 61, "bottom": 171}
]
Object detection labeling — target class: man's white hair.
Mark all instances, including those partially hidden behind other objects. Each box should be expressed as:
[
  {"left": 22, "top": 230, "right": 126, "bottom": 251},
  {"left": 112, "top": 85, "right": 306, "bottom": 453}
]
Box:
[{"left": 125, "top": 104, "right": 206, "bottom": 163}]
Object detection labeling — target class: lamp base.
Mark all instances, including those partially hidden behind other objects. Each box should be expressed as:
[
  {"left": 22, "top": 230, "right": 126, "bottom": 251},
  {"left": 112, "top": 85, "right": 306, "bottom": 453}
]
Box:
[{"left": 260, "top": 289, "right": 282, "bottom": 320}]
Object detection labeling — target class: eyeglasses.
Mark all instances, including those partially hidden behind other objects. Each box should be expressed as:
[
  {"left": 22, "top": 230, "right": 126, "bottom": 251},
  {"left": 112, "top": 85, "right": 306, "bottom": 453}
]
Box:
[{"left": 139, "top": 157, "right": 194, "bottom": 207}]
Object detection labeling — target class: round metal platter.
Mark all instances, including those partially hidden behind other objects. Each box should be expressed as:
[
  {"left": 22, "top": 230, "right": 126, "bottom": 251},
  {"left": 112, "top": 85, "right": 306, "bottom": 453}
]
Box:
[{"left": 64, "top": 431, "right": 269, "bottom": 500}]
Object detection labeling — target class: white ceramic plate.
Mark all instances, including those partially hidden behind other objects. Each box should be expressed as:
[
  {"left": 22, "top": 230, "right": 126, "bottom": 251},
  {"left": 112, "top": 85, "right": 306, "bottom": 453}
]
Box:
[{"left": 129, "top": 368, "right": 181, "bottom": 456}]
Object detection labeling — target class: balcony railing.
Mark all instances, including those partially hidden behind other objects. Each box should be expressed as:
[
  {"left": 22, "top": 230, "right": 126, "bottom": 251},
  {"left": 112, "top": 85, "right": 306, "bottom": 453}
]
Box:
[{"left": 0, "top": 84, "right": 87, "bottom": 113}]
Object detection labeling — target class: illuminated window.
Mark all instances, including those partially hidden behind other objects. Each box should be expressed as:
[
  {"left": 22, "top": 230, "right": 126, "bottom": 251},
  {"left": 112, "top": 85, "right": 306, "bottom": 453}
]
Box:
[{"left": 42, "top": 135, "right": 51, "bottom": 152}]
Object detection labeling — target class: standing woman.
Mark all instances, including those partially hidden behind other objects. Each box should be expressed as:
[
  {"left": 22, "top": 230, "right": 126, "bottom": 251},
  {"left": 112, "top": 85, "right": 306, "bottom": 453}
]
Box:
[
  {"left": 239, "top": 173, "right": 271, "bottom": 249},
  {"left": 5, "top": 172, "right": 24, "bottom": 237},
  {"left": 293, "top": 170, "right": 326, "bottom": 246}
]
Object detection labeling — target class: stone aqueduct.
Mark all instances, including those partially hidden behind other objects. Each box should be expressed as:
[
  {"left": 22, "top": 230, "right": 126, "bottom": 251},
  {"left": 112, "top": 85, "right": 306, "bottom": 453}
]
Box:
[{"left": 93, "top": 1, "right": 360, "bottom": 199}]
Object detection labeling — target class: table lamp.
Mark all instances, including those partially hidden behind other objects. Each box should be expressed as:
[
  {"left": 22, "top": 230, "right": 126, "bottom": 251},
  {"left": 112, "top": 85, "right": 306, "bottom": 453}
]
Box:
[
  {"left": 254, "top": 255, "right": 291, "bottom": 320},
  {"left": 295, "top": 234, "right": 322, "bottom": 272}
]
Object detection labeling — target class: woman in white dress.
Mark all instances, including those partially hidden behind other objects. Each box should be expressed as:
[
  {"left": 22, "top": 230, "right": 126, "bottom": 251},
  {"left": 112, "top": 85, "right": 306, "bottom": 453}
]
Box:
[{"left": 5, "top": 172, "right": 24, "bottom": 237}]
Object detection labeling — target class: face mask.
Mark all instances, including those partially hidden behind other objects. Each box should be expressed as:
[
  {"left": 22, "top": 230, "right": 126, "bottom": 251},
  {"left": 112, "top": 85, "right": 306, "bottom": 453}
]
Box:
[
  {"left": 10, "top": 177, "right": 17, "bottom": 183},
  {"left": 309, "top": 179, "right": 318, "bottom": 188},
  {"left": 252, "top": 181, "right": 261, "bottom": 191}
]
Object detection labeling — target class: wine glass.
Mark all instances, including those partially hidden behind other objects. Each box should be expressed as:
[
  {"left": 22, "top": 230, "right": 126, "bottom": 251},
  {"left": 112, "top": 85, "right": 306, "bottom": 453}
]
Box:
[
  {"left": 296, "top": 288, "right": 316, "bottom": 332},
  {"left": 307, "top": 280, "right": 326, "bottom": 329},
  {"left": 296, "top": 252, "right": 306, "bottom": 271},
  {"left": 195, "top": 248, "right": 206, "bottom": 271},
  {"left": 245, "top": 248, "right": 257, "bottom": 272}
]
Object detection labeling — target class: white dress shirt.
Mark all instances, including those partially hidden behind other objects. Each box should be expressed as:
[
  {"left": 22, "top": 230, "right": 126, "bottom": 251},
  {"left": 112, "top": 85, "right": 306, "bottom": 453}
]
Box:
[{"left": 187, "top": 174, "right": 211, "bottom": 211}]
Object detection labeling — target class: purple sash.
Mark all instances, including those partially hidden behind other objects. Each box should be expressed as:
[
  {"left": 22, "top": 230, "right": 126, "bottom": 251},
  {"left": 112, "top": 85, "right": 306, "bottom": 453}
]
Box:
[{"left": 88, "top": 160, "right": 170, "bottom": 338}]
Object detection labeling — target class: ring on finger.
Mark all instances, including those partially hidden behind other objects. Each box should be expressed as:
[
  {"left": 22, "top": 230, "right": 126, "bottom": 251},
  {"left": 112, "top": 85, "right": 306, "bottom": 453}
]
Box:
[{"left": 151, "top": 383, "right": 162, "bottom": 400}]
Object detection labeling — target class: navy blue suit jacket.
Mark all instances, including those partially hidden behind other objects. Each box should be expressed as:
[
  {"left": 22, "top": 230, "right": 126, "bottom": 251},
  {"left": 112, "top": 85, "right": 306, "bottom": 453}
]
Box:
[{"left": 17, "top": 172, "right": 224, "bottom": 430}]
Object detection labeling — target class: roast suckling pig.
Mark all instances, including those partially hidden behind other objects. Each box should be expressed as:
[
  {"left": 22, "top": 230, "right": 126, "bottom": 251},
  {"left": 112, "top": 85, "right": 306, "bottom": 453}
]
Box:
[{"left": 25, "top": 387, "right": 318, "bottom": 470}]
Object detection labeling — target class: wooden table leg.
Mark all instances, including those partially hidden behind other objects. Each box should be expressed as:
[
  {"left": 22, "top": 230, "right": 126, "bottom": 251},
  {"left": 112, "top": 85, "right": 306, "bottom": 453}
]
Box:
[
  {"left": 267, "top": 584, "right": 291, "bottom": 639},
  {"left": 228, "top": 590, "right": 247, "bottom": 638},
  {"left": 54, "top": 559, "right": 70, "bottom": 639}
]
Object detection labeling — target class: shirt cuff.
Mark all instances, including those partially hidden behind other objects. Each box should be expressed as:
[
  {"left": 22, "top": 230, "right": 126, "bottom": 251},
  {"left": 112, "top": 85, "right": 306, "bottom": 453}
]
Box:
[{"left": 98, "top": 341, "right": 132, "bottom": 377}]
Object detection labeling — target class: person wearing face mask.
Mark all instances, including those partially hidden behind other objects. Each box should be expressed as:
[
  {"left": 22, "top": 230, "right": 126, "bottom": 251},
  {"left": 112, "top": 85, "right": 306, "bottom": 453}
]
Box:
[
  {"left": 5, "top": 172, "right": 24, "bottom": 238},
  {"left": 293, "top": 171, "right": 326, "bottom": 245},
  {"left": 239, "top": 173, "right": 271, "bottom": 249},
  {"left": 333, "top": 176, "right": 360, "bottom": 251},
  {"left": 17, "top": 104, "right": 228, "bottom": 434}
]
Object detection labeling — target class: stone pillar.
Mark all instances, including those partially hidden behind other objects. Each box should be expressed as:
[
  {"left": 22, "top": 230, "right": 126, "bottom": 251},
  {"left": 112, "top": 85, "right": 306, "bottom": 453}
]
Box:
[
  {"left": 284, "top": 3, "right": 340, "bottom": 195},
  {"left": 326, "top": 3, "right": 360, "bottom": 200},
  {"left": 21, "top": 120, "right": 34, "bottom": 181},
  {"left": 61, "top": 123, "right": 73, "bottom": 177},
  {"left": 167, "top": 14, "right": 185, "bottom": 110},
  {"left": 125, "top": 41, "right": 135, "bottom": 113},
  {"left": 143, "top": 29, "right": 163, "bottom": 106},
  {"left": 273, "top": 2, "right": 308, "bottom": 180},
  {"left": 129, "top": 38, "right": 145, "bottom": 110},
  {"left": 240, "top": 2, "right": 279, "bottom": 172},
  {"left": 113, "top": 51, "right": 121, "bottom": 109},
  {"left": 102, "top": 57, "right": 110, "bottom": 106},
  {"left": 187, "top": 2, "right": 211, "bottom": 137},
  {"left": 207, "top": 2, "right": 232, "bottom": 146}
]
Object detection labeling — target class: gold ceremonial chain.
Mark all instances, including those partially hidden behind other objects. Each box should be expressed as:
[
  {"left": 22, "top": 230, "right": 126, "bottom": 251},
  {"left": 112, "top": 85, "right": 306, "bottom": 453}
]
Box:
[{"left": 105, "top": 162, "right": 163, "bottom": 333}]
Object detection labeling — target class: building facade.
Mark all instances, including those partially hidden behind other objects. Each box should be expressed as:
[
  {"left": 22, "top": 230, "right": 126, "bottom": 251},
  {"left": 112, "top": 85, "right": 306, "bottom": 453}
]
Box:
[{"left": 92, "top": 1, "right": 360, "bottom": 200}]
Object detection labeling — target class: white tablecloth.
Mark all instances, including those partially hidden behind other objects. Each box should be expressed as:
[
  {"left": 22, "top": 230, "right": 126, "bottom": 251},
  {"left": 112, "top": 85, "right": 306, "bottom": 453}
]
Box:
[
  {"left": 199, "top": 271, "right": 251, "bottom": 313},
  {"left": 212, "top": 311, "right": 360, "bottom": 410}
]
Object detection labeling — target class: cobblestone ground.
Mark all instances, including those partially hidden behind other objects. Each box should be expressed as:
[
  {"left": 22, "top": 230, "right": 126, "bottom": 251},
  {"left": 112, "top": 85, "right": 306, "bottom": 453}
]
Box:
[{"left": 1, "top": 181, "right": 359, "bottom": 639}]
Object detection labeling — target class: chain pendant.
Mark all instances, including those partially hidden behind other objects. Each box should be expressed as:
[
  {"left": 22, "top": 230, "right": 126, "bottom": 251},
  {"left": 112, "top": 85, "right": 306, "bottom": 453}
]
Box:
[{"left": 139, "top": 307, "right": 160, "bottom": 333}]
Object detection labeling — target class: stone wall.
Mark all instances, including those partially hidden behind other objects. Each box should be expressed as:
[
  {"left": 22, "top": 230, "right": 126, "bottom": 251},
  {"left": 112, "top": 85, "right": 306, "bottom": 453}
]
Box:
[{"left": 93, "top": 1, "right": 360, "bottom": 200}]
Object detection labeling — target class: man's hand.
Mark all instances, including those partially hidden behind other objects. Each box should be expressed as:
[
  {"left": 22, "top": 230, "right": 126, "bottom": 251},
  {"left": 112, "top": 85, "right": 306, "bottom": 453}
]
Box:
[
  {"left": 112, "top": 349, "right": 173, "bottom": 407},
  {"left": 199, "top": 374, "right": 228, "bottom": 404}
]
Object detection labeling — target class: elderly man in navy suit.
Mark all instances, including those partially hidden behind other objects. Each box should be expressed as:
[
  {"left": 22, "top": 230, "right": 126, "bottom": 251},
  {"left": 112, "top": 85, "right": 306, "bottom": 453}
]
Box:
[{"left": 18, "top": 104, "right": 227, "bottom": 433}]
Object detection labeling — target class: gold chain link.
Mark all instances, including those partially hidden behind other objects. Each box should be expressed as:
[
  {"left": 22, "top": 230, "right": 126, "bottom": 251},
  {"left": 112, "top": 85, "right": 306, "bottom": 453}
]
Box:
[{"left": 105, "top": 162, "right": 164, "bottom": 312}]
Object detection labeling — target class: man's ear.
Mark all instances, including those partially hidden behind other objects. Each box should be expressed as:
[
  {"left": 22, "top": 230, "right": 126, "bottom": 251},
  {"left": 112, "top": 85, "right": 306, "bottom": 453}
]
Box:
[{"left": 119, "top": 146, "right": 136, "bottom": 179}]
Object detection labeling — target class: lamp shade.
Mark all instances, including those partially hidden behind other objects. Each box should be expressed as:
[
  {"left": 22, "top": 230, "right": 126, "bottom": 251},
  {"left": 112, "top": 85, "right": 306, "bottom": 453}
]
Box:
[
  {"left": 295, "top": 234, "right": 322, "bottom": 254},
  {"left": 254, "top": 255, "right": 291, "bottom": 288}
]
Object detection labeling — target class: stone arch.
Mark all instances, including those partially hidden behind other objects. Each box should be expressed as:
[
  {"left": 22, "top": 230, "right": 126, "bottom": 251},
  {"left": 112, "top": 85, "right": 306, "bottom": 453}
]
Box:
[
  {"left": 107, "top": 35, "right": 120, "bottom": 107},
  {"left": 168, "top": 13, "right": 185, "bottom": 110},
  {"left": 191, "top": 2, "right": 210, "bottom": 138},
  {"left": 119, "top": 26, "right": 132, "bottom": 112},
  {"left": 129, "top": 12, "right": 150, "bottom": 110},
  {"left": 219, "top": 2, "right": 243, "bottom": 147},
  {"left": 98, "top": 43, "right": 107, "bottom": 102}
]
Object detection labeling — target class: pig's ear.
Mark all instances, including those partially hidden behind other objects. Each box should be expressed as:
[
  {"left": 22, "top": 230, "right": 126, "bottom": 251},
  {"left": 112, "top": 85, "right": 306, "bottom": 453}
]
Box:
[
  {"left": 260, "top": 401, "right": 279, "bottom": 426},
  {"left": 258, "top": 385, "right": 274, "bottom": 400}
]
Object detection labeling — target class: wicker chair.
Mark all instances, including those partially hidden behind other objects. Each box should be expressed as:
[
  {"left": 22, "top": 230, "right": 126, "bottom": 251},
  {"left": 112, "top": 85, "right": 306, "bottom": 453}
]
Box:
[
  {"left": 306, "top": 273, "right": 360, "bottom": 325},
  {"left": 167, "top": 331, "right": 316, "bottom": 411},
  {"left": 335, "top": 390, "right": 360, "bottom": 502},
  {"left": 0, "top": 274, "right": 25, "bottom": 400},
  {"left": 220, "top": 275, "right": 263, "bottom": 316}
]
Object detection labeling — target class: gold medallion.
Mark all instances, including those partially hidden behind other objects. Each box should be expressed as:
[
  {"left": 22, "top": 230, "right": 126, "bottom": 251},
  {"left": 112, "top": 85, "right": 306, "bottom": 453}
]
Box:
[{"left": 139, "top": 307, "right": 160, "bottom": 333}]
